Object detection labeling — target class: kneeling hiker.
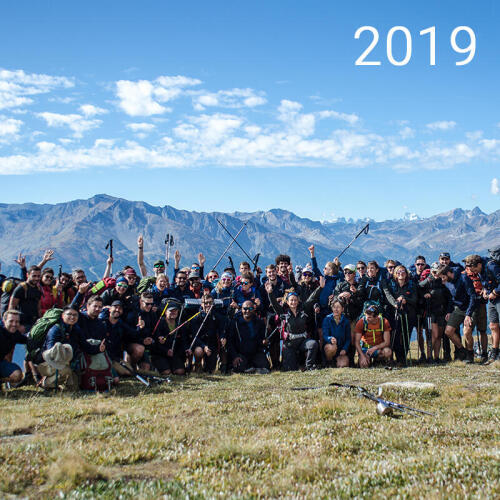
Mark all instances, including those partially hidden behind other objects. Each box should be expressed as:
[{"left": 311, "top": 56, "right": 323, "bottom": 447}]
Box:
[
  {"left": 37, "top": 306, "right": 83, "bottom": 390},
  {"left": 227, "top": 300, "right": 270, "bottom": 374},
  {"left": 265, "top": 279, "right": 321, "bottom": 371},
  {"left": 322, "top": 299, "right": 350, "bottom": 368},
  {"left": 0, "top": 310, "right": 27, "bottom": 386},
  {"left": 354, "top": 305, "right": 392, "bottom": 368}
]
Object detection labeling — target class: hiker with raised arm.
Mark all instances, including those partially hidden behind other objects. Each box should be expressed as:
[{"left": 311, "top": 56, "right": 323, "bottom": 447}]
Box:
[{"left": 265, "top": 277, "right": 322, "bottom": 371}]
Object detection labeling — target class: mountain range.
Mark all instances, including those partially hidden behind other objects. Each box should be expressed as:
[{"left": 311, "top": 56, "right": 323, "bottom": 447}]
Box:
[{"left": 0, "top": 194, "right": 498, "bottom": 279}]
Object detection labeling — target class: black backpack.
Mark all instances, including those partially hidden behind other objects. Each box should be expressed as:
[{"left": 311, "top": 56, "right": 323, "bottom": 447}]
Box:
[{"left": 0, "top": 277, "right": 23, "bottom": 316}]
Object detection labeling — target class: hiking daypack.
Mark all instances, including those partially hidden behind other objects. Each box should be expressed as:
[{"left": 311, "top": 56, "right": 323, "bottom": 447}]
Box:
[
  {"left": 0, "top": 277, "right": 24, "bottom": 316},
  {"left": 137, "top": 276, "right": 157, "bottom": 294},
  {"left": 27, "top": 308, "right": 63, "bottom": 360},
  {"left": 80, "top": 348, "right": 113, "bottom": 391},
  {"left": 489, "top": 245, "right": 500, "bottom": 265},
  {"left": 90, "top": 277, "right": 116, "bottom": 295}
]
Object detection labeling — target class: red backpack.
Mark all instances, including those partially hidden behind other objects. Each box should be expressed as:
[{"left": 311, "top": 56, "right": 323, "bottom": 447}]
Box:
[{"left": 80, "top": 351, "right": 113, "bottom": 391}]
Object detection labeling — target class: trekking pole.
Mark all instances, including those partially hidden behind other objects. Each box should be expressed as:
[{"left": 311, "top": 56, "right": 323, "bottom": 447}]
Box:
[
  {"left": 336, "top": 224, "right": 369, "bottom": 260},
  {"left": 211, "top": 222, "right": 247, "bottom": 271},
  {"left": 165, "top": 234, "right": 174, "bottom": 269},
  {"left": 252, "top": 253, "right": 261, "bottom": 274},
  {"left": 403, "top": 311, "right": 412, "bottom": 366},
  {"left": 189, "top": 305, "right": 214, "bottom": 351},
  {"left": 168, "top": 311, "right": 201, "bottom": 337},
  {"left": 216, "top": 218, "right": 258, "bottom": 267},
  {"left": 228, "top": 256, "right": 236, "bottom": 273},
  {"left": 152, "top": 301, "right": 169, "bottom": 336},
  {"left": 105, "top": 239, "right": 113, "bottom": 275}
]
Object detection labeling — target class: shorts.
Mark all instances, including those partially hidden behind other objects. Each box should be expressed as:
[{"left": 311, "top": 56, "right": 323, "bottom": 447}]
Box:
[
  {"left": 430, "top": 313, "right": 446, "bottom": 328},
  {"left": 361, "top": 345, "right": 379, "bottom": 359},
  {"left": 151, "top": 354, "right": 185, "bottom": 373},
  {"left": 446, "top": 306, "right": 466, "bottom": 330},
  {"left": 0, "top": 359, "right": 21, "bottom": 378},
  {"left": 472, "top": 302, "right": 487, "bottom": 332},
  {"left": 488, "top": 300, "right": 500, "bottom": 324}
]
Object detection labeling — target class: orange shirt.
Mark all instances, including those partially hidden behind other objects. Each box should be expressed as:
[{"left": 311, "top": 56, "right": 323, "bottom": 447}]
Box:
[{"left": 355, "top": 316, "right": 390, "bottom": 347}]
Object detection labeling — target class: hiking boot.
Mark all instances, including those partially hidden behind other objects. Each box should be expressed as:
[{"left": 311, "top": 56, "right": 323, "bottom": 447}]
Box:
[
  {"left": 456, "top": 347, "right": 467, "bottom": 361},
  {"left": 244, "top": 367, "right": 256, "bottom": 374},
  {"left": 464, "top": 350, "right": 474, "bottom": 364},
  {"left": 490, "top": 348, "right": 500, "bottom": 363},
  {"left": 419, "top": 353, "right": 427, "bottom": 364},
  {"left": 480, "top": 352, "right": 489, "bottom": 364},
  {"left": 443, "top": 353, "right": 452, "bottom": 363}
]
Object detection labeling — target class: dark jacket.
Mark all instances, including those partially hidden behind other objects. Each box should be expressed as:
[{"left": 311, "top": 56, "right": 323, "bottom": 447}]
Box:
[
  {"left": 227, "top": 314, "right": 266, "bottom": 359},
  {"left": 418, "top": 276, "right": 453, "bottom": 316},
  {"left": 485, "top": 258, "right": 500, "bottom": 301},
  {"left": 311, "top": 257, "right": 344, "bottom": 307},
  {"left": 0, "top": 323, "right": 28, "bottom": 360},
  {"left": 42, "top": 322, "right": 98, "bottom": 358},
  {"left": 446, "top": 269, "right": 476, "bottom": 316},
  {"left": 333, "top": 280, "right": 363, "bottom": 321}
]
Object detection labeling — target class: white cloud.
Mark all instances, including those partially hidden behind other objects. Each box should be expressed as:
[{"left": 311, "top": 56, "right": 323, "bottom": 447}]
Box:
[
  {"left": 37, "top": 112, "right": 102, "bottom": 138},
  {"left": 116, "top": 75, "right": 201, "bottom": 116},
  {"left": 0, "top": 68, "right": 74, "bottom": 111},
  {"left": 126, "top": 122, "right": 156, "bottom": 133},
  {"left": 0, "top": 116, "right": 23, "bottom": 137},
  {"left": 317, "top": 110, "right": 359, "bottom": 125},
  {"left": 79, "top": 104, "right": 108, "bottom": 117},
  {"left": 192, "top": 88, "right": 266, "bottom": 111},
  {"left": 491, "top": 178, "right": 499, "bottom": 195},
  {"left": 399, "top": 126, "right": 415, "bottom": 139},
  {"left": 426, "top": 120, "right": 457, "bottom": 131}
]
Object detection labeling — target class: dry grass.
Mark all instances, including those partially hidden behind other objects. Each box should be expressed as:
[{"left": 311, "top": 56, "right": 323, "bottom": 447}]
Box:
[{"left": 0, "top": 359, "right": 499, "bottom": 499}]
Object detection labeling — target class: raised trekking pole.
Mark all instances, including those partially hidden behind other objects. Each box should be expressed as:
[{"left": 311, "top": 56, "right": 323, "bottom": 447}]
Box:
[
  {"left": 211, "top": 222, "right": 247, "bottom": 271},
  {"left": 336, "top": 223, "right": 369, "bottom": 260},
  {"left": 165, "top": 234, "right": 174, "bottom": 269},
  {"left": 252, "top": 253, "right": 261, "bottom": 273},
  {"left": 228, "top": 256, "right": 236, "bottom": 273},
  {"left": 216, "top": 218, "right": 258, "bottom": 268},
  {"left": 105, "top": 239, "right": 113, "bottom": 275}
]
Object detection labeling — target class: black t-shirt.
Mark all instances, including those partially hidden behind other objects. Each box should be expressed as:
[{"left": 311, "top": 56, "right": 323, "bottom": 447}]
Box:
[{"left": 12, "top": 283, "right": 41, "bottom": 326}]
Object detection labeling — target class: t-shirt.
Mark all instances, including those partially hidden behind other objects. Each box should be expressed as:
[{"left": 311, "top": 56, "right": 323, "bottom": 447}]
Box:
[
  {"left": 12, "top": 283, "right": 41, "bottom": 327},
  {"left": 355, "top": 316, "right": 391, "bottom": 347}
]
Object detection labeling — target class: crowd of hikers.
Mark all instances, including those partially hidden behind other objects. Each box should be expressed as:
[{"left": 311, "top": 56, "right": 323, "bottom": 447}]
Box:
[{"left": 1, "top": 236, "right": 499, "bottom": 391}]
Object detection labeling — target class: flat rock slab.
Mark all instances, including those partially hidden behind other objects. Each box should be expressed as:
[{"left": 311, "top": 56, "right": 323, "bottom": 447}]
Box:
[{"left": 380, "top": 381, "right": 436, "bottom": 390}]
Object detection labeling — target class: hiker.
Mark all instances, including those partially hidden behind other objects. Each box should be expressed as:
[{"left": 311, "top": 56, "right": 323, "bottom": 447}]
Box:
[
  {"left": 149, "top": 301, "right": 187, "bottom": 376},
  {"left": 264, "top": 278, "right": 322, "bottom": 371},
  {"left": 358, "top": 261, "right": 392, "bottom": 319},
  {"left": 0, "top": 310, "right": 27, "bottom": 385},
  {"left": 187, "top": 271, "right": 203, "bottom": 299},
  {"left": 8, "top": 265, "right": 42, "bottom": 332},
  {"left": 232, "top": 272, "right": 262, "bottom": 310},
  {"left": 137, "top": 235, "right": 166, "bottom": 278},
  {"left": 226, "top": 300, "right": 270, "bottom": 374},
  {"left": 151, "top": 273, "right": 170, "bottom": 309},
  {"left": 322, "top": 299, "right": 350, "bottom": 368},
  {"left": 439, "top": 265, "right": 476, "bottom": 361},
  {"left": 39, "top": 267, "right": 64, "bottom": 315},
  {"left": 461, "top": 255, "right": 489, "bottom": 363},
  {"left": 410, "top": 256, "right": 432, "bottom": 363},
  {"left": 211, "top": 272, "right": 235, "bottom": 311},
  {"left": 275, "top": 254, "right": 295, "bottom": 288},
  {"left": 167, "top": 270, "right": 195, "bottom": 302},
  {"left": 189, "top": 295, "right": 223, "bottom": 373},
  {"left": 101, "top": 277, "right": 135, "bottom": 314},
  {"left": 37, "top": 306, "right": 87, "bottom": 390},
  {"left": 308, "top": 244, "right": 343, "bottom": 318},
  {"left": 356, "top": 261, "right": 367, "bottom": 279},
  {"left": 125, "top": 292, "right": 156, "bottom": 370},
  {"left": 99, "top": 300, "right": 142, "bottom": 380},
  {"left": 385, "top": 265, "right": 417, "bottom": 365},
  {"left": 354, "top": 304, "right": 392, "bottom": 368},
  {"left": 296, "top": 264, "right": 319, "bottom": 304},
  {"left": 334, "top": 263, "right": 363, "bottom": 365},
  {"left": 418, "top": 263, "right": 453, "bottom": 363},
  {"left": 485, "top": 245, "right": 500, "bottom": 361},
  {"left": 439, "top": 252, "right": 464, "bottom": 272},
  {"left": 260, "top": 264, "right": 288, "bottom": 369},
  {"left": 55, "top": 272, "right": 76, "bottom": 306}
]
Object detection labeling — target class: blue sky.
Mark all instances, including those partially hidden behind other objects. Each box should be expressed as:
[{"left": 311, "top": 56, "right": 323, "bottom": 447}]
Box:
[{"left": 0, "top": 0, "right": 498, "bottom": 221}]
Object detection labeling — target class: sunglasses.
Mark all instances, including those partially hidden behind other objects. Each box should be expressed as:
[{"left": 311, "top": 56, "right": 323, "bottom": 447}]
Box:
[
  {"left": 344, "top": 270, "right": 354, "bottom": 274},
  {"left": 387, "top": 266, "right": 395, "bottom": 270},
  {"left": 416, "top": 263, "right": 425, "bottom": 266},
  {"left": 154, "top": 264, "right": 164, "bottom": 269},
  {"left": 221, "top": 278, "right": 232, "bottom": 282},
  {"left": 242, "top": 307, "right": 254, "bottom": 311},
  {"left": 302, "top": 273, "right": 313, "bottom": 277},
  {"left": 357, "top": 267, "right": 366, "bottom": 270},
  {"left": 117, "top": 284, "right": 128, "bottom": 288},
  {"left": 241, "top": 281, "right": 250, "bottom": 285}
]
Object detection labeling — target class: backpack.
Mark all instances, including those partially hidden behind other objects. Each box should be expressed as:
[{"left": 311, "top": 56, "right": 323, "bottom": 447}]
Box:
[
  {"left": 80, "top": 348, "right": 113, "bottom": 391},
  {"left": 0, "top": 277, "right": 24, "bottom": 315},
  {"left": 137, "top": 276, "right": 157, "bottom": 294},
  {"left": 27, "top": 308, "right": 63, "bottom": 360},
  {"left": 489, "top": 245, "right": 500, "bottom": 265}
]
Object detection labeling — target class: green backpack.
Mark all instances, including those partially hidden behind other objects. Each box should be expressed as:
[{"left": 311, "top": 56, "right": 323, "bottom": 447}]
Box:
[
  {"left": 137, "top": 276, "right": 157, "bottom": 294},
  {"left": 27, "top": 308, "right": 63, "bottom": 360}
]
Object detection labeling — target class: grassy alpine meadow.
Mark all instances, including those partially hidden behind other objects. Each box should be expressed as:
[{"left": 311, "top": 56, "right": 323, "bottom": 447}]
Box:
[{"left": 1, "top": 356, "right": 499, "bottom": 499}]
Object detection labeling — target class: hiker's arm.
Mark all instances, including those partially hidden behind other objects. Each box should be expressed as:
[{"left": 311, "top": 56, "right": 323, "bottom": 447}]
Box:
[
  {"left": 37, "top": 249, "right": 55, "bottom": 269},
  {"left": 198, "top": 253, "right": 205, "bottom": 280},
  {"left": 102, "top": 256, "right": 113, "bottom": 279},
  {"left": 137, "top": 235, "right": 147, "bottom": 277},
  {"left": 382, "top": 280, "right": 398, "bottom": 308}
]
